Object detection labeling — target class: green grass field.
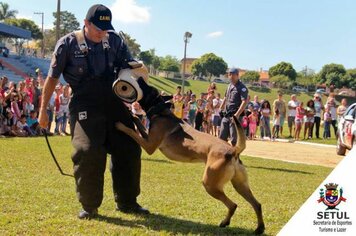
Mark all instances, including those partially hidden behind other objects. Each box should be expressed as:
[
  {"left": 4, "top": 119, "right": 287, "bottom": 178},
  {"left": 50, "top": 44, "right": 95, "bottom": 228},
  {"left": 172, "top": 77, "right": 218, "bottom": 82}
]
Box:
[{"left": 1, "top": 137, "right": 332, "bottom": 235}]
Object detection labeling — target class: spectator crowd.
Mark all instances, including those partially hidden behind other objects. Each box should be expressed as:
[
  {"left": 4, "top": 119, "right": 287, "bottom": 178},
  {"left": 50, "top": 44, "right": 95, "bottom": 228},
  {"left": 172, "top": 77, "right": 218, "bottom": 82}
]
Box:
[
  {"left": 1, "top": 76, "right": 348, "bottom": 142},
  {"left": 0, "top": 74, "right": 70, "bottom": 137},
  {"left": 132, "top": 82, "right": 349, "bottom": 142}
]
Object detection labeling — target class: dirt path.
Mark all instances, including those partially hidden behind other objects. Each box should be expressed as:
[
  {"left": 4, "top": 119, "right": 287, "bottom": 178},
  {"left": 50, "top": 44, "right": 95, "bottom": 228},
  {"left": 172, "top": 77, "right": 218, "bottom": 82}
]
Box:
[{"left": 243, "top": 140, "right": 343, "bottom": 168}]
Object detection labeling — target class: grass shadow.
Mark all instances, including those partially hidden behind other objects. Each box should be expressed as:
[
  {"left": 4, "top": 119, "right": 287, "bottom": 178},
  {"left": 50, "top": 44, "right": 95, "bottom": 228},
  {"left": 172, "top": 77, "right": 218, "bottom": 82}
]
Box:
[
  {"left": 166, "top": 77, "right": 191, "bottom": 87},
  {"left": 248, "top": 86, "right": 271, "bottom": 93},
  {"left": 96, "top": 213, "right": 263, "bottom": 235},
  {"left": 150, "top": 76, "right": 175, "bottom": 90},
  {"left": 246, "top": 165, "right": 313, "bottom": 175}
]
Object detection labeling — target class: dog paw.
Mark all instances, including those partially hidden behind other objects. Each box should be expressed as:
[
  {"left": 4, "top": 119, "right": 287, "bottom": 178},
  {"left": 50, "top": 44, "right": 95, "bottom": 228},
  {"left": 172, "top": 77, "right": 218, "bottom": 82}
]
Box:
[
  {"left": 254, "top": 224, "right": 265, "bottom": 235},
  {"left": 115, "top": 122, "right": 126, "bottom": 131},
  {"left": 219, "top": 219, "right": 230, "bottom": 228}
]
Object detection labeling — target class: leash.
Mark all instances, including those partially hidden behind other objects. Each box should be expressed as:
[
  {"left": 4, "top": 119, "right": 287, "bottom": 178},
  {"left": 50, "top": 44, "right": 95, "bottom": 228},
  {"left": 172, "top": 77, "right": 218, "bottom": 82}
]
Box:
[{"left": 43, "top": 129, "right": 74, "bottom": 178}]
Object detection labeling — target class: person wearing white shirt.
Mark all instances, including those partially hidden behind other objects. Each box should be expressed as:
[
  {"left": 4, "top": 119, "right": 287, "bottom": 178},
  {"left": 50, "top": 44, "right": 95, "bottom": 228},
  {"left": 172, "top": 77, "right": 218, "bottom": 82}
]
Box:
[{"left": 287, "top": 94, "right": 299, "bottom": 138}]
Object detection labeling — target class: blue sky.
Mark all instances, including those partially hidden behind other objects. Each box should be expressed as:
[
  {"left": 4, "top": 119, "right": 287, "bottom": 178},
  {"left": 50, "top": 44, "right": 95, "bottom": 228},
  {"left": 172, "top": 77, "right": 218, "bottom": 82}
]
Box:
[{"left": 9, "top": 0, "right": 356, "bottom": 72}]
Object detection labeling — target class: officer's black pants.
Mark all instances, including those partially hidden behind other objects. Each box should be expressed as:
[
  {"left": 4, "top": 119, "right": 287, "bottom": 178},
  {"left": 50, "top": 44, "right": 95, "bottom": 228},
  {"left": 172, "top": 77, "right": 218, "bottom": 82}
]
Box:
[{"left": 69, "top": 81, "right": 141, "bottom": 211}]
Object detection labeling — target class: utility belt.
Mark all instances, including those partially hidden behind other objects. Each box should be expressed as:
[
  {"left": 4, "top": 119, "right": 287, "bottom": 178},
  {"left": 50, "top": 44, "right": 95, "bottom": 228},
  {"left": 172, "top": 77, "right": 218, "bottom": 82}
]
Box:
[{"left": 219, "top": 110, "right": 236, "bottom": 118}]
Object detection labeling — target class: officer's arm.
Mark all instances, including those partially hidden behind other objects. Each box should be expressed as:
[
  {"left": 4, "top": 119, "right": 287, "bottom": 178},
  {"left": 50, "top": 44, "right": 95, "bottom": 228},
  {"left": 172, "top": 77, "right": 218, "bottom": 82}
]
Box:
[
  {"left": 40, "top": 77, "right": 58, "bottom": 112},
  {"left": 234, "top": 85, "right": 249, "bottom": 117},
  {"left": 39, "top": 38, "right": 67, "bottom": 128},
  {"left": 234, "top": 100, "right": 247, "bottom": 118},
  {"left": 219, "top": 97, "right": 226, "bottom": 110}
]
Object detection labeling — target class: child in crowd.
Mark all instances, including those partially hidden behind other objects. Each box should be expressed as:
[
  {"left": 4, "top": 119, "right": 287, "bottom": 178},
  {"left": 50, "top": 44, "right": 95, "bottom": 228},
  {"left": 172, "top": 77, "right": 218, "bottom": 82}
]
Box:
[
  {"left": 336, "top": 98, "right": 348, "bottom": 122},
  {"left": 11, "top": 93, "right": 21, "bottom": 123},
  {"left": 16, "top": 114, "right": 33, "bottom": 136},
  {"left": 243, "top": 104, "right": 253, "bottom": 138},
  {"left": 54, "top": 85, "right": 63, "bottom": 135},
  {"left": 212, "top": 93, "right": 222, "bottom": 137},
  {"left": 294, "top": 102, "right": 305, "bottom": 140},
  {"left": 22, "top": 94, "right": 34, "bottom": 117},
  {"left": 173, "top": 94, "right": 184, "bottom": 119},
  {"left": 248, "top": 109, "right": 258, "bottom": 140},
  {"left": 272, "top": 109, "right": 280, "bottom": 140},
  {"left": 304, "top": 99, "right": 315, "bottom": 139},
  {"left": 195, "top": 99, "right": 204, "bottom": 131},
  {"left": 27, "top": 110, "right": 42, "bottom": 135},
  {"left": 58, "top": 84, "right": 70, "bottom": 135},
  {"left": 188, "top": 94, "right": 197, "bottom": 127},
  {"left": 203, "top": 95, "right": 214, "bottom": 134},
  {"left": 323, "top": 107, "right": 332, "bottom": 139}
]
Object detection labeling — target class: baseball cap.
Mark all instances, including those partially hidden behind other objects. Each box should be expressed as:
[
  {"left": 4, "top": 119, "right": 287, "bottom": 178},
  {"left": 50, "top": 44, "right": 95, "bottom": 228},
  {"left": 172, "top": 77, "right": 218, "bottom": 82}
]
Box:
[
  {"left": 86, "top": 4, "right": 114, "bottom": 31},
  {"left": 227, "top": 68, "right": 239, "bottom": 74}
]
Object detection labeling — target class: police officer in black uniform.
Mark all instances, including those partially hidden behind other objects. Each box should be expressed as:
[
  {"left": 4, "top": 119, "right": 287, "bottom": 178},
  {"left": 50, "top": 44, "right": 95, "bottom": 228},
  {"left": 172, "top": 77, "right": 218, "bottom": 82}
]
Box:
[
  {"left": 39, "top": 4, "right": 149, "bottom": 219},
  {"left": 219, "top": 68, "right": 248, "bottom": 146}
]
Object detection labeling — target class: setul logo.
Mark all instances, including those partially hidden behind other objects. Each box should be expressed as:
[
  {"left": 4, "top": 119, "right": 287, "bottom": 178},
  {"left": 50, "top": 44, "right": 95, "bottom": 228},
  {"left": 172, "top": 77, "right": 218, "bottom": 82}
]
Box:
[{"left": 318, "top": 183, "right": 346, "bottom": 210}]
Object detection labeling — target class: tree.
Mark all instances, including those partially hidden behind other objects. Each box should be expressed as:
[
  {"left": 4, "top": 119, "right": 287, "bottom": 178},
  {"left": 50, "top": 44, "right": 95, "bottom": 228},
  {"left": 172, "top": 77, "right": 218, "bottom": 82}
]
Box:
[
  {"left": 269, "top": 61, "right": 297, "bottom": 81},
  {"left": 270, "top": 75, "right": 289, "bottom": 88},
  {"left": 122, "top": 33, "right": 141, "bottom": 58},
  {"left": 43, "top": 29, "right": 57, "bottom": 54},
  {"left": 138, "top": 50, "right": 153, "bottom": 65},
  {"left": 158, "top": 55, "right": 180, "bottom": 72},
  {"left": 5, "top": 18, "right": 42, "bottom": 39},
  {"left": 191, "top": 53, "right": 228, "bottom": 78},
  {"left": 296, "top": 73, "right": 317, "bottom": 87},
  {"left": 0, "top": 2, "right": 17, "bottom": 21},
  {"left": 240, "top": 71, "right": 260, "bottom": 84},
  {"left": 345, "top": 69, "right": 356, "bottom": 90},
  {"left": 52, "top": 11, "right": 80, "bottom": 37},
  {"left": 317, "top": 63, "right": 346, "bottom": 88},
  {"left": 296, "top": 68, "right": 317, "bottom": 88}
]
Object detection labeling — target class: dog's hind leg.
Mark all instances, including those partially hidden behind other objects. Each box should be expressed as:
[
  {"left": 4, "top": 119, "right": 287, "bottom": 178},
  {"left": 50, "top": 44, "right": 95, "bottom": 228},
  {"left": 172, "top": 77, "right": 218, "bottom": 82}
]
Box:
[
  {"left": 231, "top": 165, "right": 265, "bottom": 235},
  {"left": 202, "top": 159, "right": 237, "bottom": 227}
]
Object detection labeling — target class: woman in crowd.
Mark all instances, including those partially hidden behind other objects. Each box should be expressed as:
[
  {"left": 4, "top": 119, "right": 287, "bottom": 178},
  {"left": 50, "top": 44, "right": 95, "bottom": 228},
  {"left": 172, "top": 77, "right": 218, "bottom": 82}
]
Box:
[
  {"left": 323, "top": 106, "right": 332, "bottom": 139},
  {"left": 304, "top": 99, "right": 315, "bottom": 139},
  {"left": 312, "top": 93, "right": 324, "bottom": 139},
  {"left": 325, "top": 93, "right": 337, "bottom": 136},
  {"left": 260, "top": 100, "right": 272, "bottom": 139}
]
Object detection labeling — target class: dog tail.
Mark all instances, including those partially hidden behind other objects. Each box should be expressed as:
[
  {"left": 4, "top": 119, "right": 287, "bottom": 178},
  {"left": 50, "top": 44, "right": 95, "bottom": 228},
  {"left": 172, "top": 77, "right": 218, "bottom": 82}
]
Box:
[{"left": 232, "top": 115, "right": 246, "bottom": 154}]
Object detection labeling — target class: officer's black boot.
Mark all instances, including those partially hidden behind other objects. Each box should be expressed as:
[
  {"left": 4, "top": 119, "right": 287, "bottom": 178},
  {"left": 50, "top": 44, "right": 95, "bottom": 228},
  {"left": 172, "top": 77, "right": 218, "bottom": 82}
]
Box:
[
  {"left": 116, "top": 203, "right": 150, "bottom": 215},
  {"left": 78, "top": 208, "right": 98, "bottom": 219}
]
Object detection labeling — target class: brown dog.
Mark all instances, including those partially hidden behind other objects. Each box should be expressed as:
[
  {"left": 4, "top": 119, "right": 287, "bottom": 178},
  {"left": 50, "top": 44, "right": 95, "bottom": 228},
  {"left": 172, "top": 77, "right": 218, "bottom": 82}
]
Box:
[{"left": 116, "top": 79, "right": 265, "bottom": 234}]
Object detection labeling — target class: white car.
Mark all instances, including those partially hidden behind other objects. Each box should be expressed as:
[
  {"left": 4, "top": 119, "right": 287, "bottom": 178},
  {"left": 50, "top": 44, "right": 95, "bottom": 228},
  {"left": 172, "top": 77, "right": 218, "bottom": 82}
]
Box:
[
  {"left": 337, "top": 103, "right": 356, "bottom": 155},
  {"left": 292, "top": 86, "right": 308, "bottom": 92}
]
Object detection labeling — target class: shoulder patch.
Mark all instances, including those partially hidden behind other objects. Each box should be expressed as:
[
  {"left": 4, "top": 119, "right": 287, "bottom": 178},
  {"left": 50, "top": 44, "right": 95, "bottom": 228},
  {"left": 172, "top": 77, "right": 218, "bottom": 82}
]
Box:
[{"left": 242, "top": 88, "right": 247, "bottom": 92}]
